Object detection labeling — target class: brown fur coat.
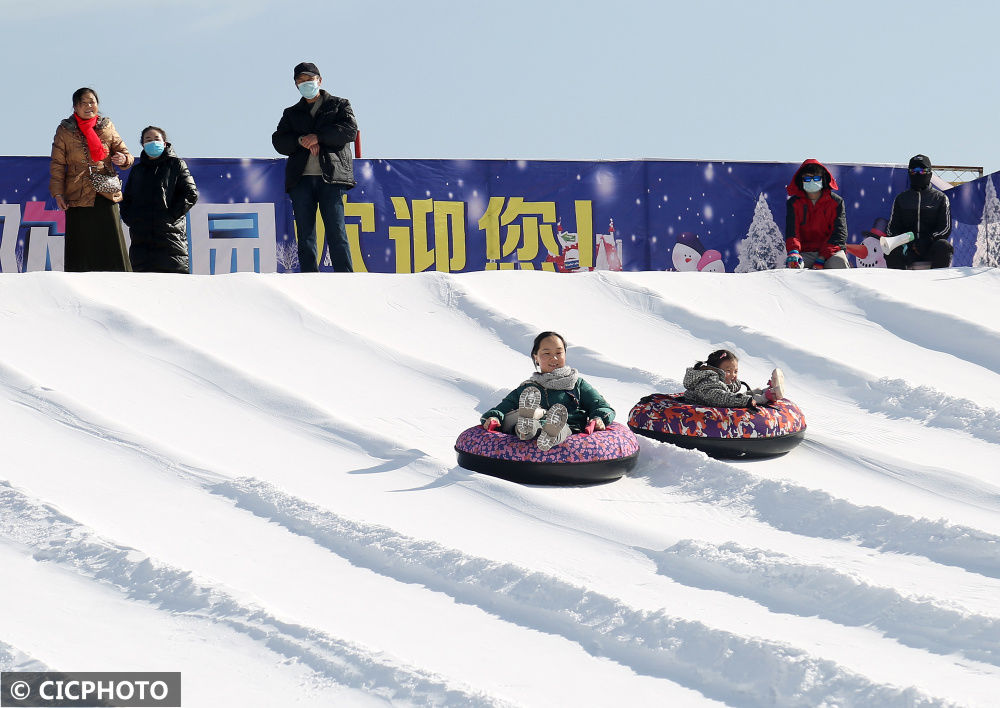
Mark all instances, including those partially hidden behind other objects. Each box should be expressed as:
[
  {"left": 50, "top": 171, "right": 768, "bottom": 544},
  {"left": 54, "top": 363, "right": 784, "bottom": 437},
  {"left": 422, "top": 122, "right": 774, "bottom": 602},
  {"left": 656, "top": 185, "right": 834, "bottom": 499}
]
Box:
[{"left": 49, "top": 116, "right": 134, "bottom": 207}]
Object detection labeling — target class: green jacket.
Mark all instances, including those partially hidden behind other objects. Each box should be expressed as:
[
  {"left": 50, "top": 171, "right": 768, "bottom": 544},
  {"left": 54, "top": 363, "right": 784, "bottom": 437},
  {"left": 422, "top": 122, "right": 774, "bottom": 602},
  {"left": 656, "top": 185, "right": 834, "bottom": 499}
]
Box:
[{"left": 482, "top": 377, "right": 615, "bottom": 432}]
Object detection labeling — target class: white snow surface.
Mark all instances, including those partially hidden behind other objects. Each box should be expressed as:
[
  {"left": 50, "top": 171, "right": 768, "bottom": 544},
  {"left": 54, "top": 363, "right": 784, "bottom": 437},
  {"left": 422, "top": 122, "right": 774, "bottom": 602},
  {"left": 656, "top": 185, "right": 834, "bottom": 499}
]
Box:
[{"left": 2, "top": 267, "right": 1000, "bottom": 707}]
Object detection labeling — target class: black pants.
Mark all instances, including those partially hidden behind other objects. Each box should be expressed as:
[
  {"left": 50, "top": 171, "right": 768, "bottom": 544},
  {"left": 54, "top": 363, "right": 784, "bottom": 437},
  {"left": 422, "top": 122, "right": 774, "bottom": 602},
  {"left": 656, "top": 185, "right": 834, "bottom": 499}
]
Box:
[
  {"left": 288, "top": 176, "right": 353, "bottom": 273},
  {"left": 885, "top": 239, "right": 953, "bottom": 269},
  {"left": 65, "top": 197, "right": 132, "bottom": 272}
]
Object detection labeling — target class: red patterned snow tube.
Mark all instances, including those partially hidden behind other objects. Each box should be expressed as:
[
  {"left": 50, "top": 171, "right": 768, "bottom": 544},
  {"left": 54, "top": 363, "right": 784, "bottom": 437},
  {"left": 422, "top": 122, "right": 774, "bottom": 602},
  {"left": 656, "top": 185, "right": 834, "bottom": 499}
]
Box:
[
  {"left": 628, "top": 393, "right": 806, "bottom": 458},
  {"left": 455, "top": 422, "right": 640, "bottom": 485}
]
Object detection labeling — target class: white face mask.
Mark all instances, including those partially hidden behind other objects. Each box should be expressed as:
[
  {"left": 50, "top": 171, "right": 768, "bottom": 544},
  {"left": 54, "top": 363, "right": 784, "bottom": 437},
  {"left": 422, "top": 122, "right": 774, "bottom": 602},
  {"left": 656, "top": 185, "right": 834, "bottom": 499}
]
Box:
[
  {"left": 297, "top": 80, "right": 320, "bottom": 99},
  {"left": 802, "top": 180, "right": 823, "bottom": 194}
]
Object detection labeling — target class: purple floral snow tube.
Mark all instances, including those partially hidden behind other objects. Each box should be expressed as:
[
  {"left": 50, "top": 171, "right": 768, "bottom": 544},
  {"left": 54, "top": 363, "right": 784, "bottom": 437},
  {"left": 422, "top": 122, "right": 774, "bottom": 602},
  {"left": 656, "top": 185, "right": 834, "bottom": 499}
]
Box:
[
  {"left": 628, "top": 393, "right": 806, "bottom": 458},
  {"left": 455, "top": 422, "right": 640, "bottom": 485}
]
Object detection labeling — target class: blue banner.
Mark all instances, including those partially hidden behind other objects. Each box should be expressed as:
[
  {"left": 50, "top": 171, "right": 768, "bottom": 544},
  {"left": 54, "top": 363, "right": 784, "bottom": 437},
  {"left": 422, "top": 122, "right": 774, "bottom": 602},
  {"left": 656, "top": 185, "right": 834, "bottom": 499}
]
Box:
[
  {"left": 938, "top": 171, "right": 1000, "bottom": 267},
  {"left": 1, "top": 156, "right": 991, "bottom": 273}
]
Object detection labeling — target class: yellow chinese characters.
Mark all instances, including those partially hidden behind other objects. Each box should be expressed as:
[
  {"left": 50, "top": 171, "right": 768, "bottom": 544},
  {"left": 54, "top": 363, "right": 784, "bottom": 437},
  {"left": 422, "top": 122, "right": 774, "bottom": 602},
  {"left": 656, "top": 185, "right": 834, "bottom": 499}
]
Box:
[{"left": 479, "top": 197, "right": 593, "bottom": 270}]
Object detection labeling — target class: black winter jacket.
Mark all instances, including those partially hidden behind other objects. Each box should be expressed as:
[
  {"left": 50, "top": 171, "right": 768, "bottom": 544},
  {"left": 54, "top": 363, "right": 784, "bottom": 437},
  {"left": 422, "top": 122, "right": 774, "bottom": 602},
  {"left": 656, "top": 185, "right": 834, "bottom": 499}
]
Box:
[
  {"left": 887, "top": 186, "right": 951, "bottom": 256},
  {"left": 120, "top": 145, "right": 198, "bottom": 274},
  {"left": 272, "top": 90, "right": 357, "bottom": 192}
]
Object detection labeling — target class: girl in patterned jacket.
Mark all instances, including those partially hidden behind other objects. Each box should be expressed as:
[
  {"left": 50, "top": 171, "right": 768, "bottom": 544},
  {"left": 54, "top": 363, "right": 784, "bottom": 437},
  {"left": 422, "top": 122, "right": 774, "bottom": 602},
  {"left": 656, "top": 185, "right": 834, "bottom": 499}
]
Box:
[
  {"left": 481, "top": 331, "right": 615, "bottom": 451},
  {"left": 683, "top": 349, "right": 786, "bottom": 408}
]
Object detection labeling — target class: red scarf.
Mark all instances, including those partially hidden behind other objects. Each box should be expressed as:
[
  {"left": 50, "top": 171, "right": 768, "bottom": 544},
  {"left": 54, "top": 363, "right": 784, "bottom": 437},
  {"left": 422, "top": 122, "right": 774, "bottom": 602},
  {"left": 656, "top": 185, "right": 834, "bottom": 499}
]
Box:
[{"left": 73, "top": 113, "right": 108, "bottom": 162}]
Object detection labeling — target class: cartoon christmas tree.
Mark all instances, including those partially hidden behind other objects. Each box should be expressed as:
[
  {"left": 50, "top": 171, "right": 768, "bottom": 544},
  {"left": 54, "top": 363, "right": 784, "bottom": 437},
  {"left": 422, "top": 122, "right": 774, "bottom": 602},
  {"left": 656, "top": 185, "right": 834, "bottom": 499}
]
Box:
[
  {"left": 973, "top": 176, "right": 1000, "bottom": 267},
  {"left": 735, "top": 193, "right": 785, "bottom": 273}
]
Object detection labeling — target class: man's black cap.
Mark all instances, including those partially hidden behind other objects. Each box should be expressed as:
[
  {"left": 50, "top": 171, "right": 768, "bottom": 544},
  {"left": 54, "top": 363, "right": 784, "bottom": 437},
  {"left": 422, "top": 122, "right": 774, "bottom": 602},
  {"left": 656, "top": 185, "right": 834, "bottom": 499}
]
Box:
[{"left": 293, "top": 62, "right": 321, "bottom": 78}]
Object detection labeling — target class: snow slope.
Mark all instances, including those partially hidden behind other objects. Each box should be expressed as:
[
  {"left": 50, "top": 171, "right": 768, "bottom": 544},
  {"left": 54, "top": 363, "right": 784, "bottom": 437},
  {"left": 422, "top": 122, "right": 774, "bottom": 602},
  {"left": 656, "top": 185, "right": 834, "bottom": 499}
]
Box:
[{"left": 1, "top": 268, "right": 999, "bottom": 707}]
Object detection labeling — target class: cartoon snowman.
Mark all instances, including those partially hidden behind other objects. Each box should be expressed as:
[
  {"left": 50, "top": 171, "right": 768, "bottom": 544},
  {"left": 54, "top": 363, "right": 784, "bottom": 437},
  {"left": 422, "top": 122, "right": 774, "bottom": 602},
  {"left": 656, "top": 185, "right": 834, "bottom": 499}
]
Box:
[
  {"left": 845, "top": 217, "right": 914, "bottom": 268},
  {"left": 697, "top": 250, "right": 726, "bottom": 272},
  {"left": 671, "top": 232, "right": 705, "bottom": 271}
]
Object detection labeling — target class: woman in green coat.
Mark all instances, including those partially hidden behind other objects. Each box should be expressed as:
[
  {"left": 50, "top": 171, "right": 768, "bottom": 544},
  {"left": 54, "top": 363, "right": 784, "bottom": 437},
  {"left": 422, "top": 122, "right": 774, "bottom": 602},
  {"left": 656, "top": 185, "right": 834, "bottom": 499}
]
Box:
[{"left": 481, "top": 331, "right": 615, "bottom": 451}]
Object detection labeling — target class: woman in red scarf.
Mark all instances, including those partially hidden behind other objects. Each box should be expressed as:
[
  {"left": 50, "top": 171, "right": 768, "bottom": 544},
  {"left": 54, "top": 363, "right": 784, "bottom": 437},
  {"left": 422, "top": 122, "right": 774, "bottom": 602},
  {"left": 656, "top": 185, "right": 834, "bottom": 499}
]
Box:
[{"left": 49, "top": 87, "right": 134, "bottom": 271}]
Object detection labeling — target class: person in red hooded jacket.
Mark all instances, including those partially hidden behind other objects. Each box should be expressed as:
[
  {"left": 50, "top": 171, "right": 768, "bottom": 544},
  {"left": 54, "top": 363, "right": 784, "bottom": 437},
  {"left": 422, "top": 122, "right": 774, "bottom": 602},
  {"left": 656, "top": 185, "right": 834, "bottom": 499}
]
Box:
[{"left": 784, "top": 159, "right": 849, "bottom": 269}]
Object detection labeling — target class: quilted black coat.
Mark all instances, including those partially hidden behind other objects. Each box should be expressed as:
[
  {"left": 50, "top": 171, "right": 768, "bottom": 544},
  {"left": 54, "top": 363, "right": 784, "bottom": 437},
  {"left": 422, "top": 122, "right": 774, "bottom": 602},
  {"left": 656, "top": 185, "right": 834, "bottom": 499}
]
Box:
[{"left": 120, "top": 144, "right": 198, "bottom": 273}]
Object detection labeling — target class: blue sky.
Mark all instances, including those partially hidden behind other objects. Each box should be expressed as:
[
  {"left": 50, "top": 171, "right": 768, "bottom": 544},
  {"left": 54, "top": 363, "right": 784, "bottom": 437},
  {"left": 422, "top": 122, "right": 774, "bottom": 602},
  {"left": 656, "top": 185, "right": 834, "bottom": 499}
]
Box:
[{"left": 3, "top": 0, "right": 997, "bottom": 173}]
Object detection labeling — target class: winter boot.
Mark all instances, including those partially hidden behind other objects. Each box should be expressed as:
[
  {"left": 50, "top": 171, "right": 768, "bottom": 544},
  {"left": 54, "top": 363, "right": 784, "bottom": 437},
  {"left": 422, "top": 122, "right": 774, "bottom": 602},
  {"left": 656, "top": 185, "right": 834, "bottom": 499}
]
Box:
[
  {"left": 537, "top": 404, "right": 570, "bottom": 451},
  {"left": 518, "top": 386, "right": 543, "bottom": 418},
  {"left": 768, "top": 368, "right": 785, "bottom": 400},
  {"left": 516, "top": 415, "right": 542, "bottom": 440},
  {"left": 751, "top": 368, "right": 786, "bottom": 405},
  {"left": 515, "top": 386, "right": 545, "bottom": 440}
]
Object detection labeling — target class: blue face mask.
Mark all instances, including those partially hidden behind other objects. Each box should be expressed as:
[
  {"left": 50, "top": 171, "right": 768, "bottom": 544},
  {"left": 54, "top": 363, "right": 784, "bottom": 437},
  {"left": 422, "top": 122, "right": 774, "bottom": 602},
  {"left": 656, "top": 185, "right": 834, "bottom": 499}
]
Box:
[
  {"left": 297, "top": 80, "right": 320, "bottom": 99},
  {"left": 802, "top": 179, "right": 823, "bottom": 194},
  {"left": 143, "top": 140, "right": 165, "bottom": 158}
]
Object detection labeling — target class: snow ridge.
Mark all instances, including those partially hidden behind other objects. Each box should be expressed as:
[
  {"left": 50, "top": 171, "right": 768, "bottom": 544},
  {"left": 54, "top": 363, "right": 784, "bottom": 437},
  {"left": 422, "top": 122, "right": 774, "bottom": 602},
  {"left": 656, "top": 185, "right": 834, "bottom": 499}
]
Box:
[
  {"left": 433, "top": 275, "right": 676, "bottom": 391},
  {"left": 637, "top": 442, "right": 1000, "bottom": 578},
  {"left": 0, "top": 640, "right": 48, "bottom": 673},
  {"left": 865, "top": 377, "right": 1000, "bottom": 443},
  {"left": 826, "top": 272, "right": 1000, "bottom": 375},
  {"left": 0, "top": 482, "right": 506, "bottom": 708},
  {"left": 649, "top": 539, "right": 1000, "bottom": 666},
  {"left": 212, "top": 476, "right": 951, "bottom": 707},
  {"left": 4, "top": 270, "right": 1000, "bottom": 705},
  {"left": 37, "top": 277, "right": 429, "bottom": 465},
  {"left": 596, "top": 272, "right": 1000, "bottom": 444}
]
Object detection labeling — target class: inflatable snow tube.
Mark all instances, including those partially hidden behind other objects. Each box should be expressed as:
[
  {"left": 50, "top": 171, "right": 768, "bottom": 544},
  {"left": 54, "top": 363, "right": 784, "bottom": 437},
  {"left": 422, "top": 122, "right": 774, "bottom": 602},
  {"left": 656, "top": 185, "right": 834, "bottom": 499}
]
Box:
[
  {"left": 455, "top": 422, "right": 640, "bottom": 485},
  {"left": 627, "top": 393, "right": 806, "bottom": 458}
]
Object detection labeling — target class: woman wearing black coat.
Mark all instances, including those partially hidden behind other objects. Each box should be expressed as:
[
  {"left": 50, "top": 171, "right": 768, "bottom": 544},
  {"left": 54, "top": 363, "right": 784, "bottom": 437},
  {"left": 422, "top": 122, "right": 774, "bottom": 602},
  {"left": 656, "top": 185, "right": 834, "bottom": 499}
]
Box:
[{"left": 120, "top": 126, "right": 198, "bottom": 273}]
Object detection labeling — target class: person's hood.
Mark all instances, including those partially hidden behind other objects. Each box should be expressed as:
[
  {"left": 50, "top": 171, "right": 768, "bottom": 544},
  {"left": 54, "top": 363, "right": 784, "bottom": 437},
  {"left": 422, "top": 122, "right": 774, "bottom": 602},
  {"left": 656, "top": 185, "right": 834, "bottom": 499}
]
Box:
[
  {"left": 683, "top": 366, "right": 724, "bottom": 389},
  {"left": 787, "top": 158, "right": 839, "bottom": 198}
]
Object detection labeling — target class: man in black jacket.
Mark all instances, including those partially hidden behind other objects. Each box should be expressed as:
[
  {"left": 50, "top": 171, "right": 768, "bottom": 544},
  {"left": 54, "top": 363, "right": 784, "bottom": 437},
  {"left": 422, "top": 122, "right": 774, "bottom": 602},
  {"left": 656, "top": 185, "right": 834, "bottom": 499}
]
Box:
[
  {"left": 885, "top": 154, "right": 953, "bottom": 269},
  {"left": 272, "top": 62, "right": 358, "bottom": 272}
]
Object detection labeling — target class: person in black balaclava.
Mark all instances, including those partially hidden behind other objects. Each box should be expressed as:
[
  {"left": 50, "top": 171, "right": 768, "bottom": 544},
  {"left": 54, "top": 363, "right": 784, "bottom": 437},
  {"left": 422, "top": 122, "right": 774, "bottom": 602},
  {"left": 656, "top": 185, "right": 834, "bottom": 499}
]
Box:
[{"left": 885, "top": 154, "right": 953, "bottom": 269}]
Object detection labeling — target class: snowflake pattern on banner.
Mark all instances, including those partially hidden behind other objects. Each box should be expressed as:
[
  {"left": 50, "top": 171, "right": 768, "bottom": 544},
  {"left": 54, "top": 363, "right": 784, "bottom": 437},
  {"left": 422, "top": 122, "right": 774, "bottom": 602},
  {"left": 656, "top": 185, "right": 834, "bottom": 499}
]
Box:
[
  {"left": 734, "top": 194, "right": 785, "bottom": 272},
  {"left": 972, "top": 176, "right": 1000, "bottom": 267}
]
